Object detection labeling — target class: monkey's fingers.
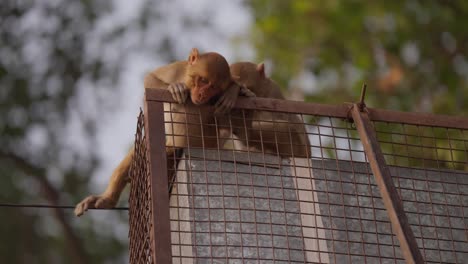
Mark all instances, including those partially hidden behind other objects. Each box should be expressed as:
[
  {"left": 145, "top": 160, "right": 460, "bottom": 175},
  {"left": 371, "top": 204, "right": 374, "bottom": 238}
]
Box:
[
  {"left": 169, "top": 83, "right": 182, "bottom": 103},
  {"left": 74, "top": 195, "right": 98, "bottom": 217},
  {"left": 214, "top": 97, "right": 230, "bottom": 115},
  {"left": 221, "top": 100, "right": 235, "bottom": 114},
  {"left": 169, "top": 83, "right": 188, "bottom": 104},
  {"left": 177, "top": 83, "right": 188, "bottom": 103},
  {"left": 215, "top": 86, "right": 239, "bottom": 114},
  {"left": 174, "top": 83, "right": 183, "bottom": 103},
  {"left": 168, "top": 84, "right": 180, "bottom": 103}
]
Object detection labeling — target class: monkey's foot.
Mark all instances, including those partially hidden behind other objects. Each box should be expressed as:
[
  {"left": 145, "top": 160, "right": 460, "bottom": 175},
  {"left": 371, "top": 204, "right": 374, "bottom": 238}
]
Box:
[{"left": 74, "top": 195, "right": 116, "bottom": 217}]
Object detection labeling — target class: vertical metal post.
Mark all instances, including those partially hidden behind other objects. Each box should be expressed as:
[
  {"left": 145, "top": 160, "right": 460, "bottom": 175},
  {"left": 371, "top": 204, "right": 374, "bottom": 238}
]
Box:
[
  {"left": 144, "top": 97, "right": 172, "bottom": 264},
  {"left": 351, "top": 104, "right": 424, "bottom": 264}
]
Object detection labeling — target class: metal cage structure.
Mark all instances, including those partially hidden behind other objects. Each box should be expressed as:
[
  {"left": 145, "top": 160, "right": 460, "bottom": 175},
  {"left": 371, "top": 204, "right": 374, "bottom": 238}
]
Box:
[{"left": 129, "top": 88, "right": 467, "bottom": 264}]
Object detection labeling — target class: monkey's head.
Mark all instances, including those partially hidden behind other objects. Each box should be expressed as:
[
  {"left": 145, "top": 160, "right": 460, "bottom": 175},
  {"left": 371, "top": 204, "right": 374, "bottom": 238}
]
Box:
[
  {"left": 185, "top": 48, "right": 232, "bottom": 105},
  {"left": 229, "top": 62, "right": 265, "bottom": 91}
]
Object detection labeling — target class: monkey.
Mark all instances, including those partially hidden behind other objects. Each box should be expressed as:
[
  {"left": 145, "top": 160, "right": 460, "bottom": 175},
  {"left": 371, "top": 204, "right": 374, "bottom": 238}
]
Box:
[
  {"left": 74, "top": 48, "right": 251, "bottom": 217},
  {"left": 228, "top": 62, "right": 311, "bottom": 158}
]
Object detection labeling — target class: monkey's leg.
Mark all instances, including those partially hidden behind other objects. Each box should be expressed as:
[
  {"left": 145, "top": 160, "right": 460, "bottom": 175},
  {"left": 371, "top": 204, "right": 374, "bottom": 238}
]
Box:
[{"left": 74, "top": 148, "right": 134, "bottom": 217}]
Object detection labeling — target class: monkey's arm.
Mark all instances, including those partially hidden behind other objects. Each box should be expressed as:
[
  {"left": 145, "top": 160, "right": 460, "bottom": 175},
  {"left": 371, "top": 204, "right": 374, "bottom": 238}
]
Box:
[
  {"left": 74, "top": 70, "right": 169, "bottom": 216},
  {"left": 75, "top": 66, "right": 187, "bottom": 217},
  {"left": 145, "top": 61, "right": 187, "bottom": 87},
  {"left": 144, "top": 71, "right": 169, "bottom": 89},
  {"left": 145, "top": 62, "right": 190, "bottom": 104},
  {"left": 74, "top": 149, "right": 133, "bottom": 216},
  {"left": 215, "top": 81, "right": 255, "bottom": 114}
]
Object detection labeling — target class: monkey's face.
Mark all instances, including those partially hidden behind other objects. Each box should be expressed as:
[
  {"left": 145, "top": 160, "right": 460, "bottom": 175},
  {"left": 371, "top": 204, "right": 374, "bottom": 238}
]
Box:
[
  {"left": 186, "top": 53, "right": 231, "bottom": 105},
  {"left": 187, "top": 74, "right": 224, "bottom": 105}
]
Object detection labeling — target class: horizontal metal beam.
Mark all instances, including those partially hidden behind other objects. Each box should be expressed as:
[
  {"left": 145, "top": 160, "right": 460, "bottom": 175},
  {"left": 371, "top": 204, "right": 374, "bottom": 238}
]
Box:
[
  {"left": 145, "top": 88, "right": 468, "bottom": 129},
  {"left": 367, "top": 107, "right": 468, "bottom": 129},
  {"left": 145, "top": 88, "right": 350, "bottom": 117}
]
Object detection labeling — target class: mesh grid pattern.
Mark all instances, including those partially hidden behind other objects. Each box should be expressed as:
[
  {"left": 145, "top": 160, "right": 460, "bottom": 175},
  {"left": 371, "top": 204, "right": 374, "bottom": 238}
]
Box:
[
  {"left": 165, "top": 106, "right": 403, "bottom": 263},
  {"left": 129, "top": 92, "right": 467, "bottom": 263},
  {"left": 129, "top": 111, "right": 154, "bottom": 264},
  {"left": 374, "top": 122, "right": 467, "bottom": 263}
]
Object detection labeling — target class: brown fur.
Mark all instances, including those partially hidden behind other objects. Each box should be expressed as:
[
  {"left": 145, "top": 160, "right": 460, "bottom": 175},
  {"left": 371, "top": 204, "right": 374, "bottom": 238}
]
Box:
[{"left": 230, "top": 62, "right": 311, "bottom": 158}]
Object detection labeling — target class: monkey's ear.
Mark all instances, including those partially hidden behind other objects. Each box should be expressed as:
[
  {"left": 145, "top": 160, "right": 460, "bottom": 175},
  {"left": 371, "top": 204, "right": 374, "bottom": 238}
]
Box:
[
  {"left": 256, "top": 63, "right": 266, "bottom": 78},
  {"left": 188, "top": 48, "right": 199, "bottom": 65}
]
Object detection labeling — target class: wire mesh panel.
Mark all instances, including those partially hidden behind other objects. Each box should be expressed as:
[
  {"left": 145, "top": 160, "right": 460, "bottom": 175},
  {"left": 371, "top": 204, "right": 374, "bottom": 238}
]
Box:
[
  {"left": 373, "top": 122, "right": 468, "bottom": 263},
  {"left": 164, "top": 103, "right": 407, "bottom": 263},
  {"left": 129, "top": 88, "right": 468, "bottom": 264},
  {"left": 128, "top": 111, "right": 154, "bottom": 264},
  {"left": 279, "top": 116, "right": 405, "bottom": 263}
]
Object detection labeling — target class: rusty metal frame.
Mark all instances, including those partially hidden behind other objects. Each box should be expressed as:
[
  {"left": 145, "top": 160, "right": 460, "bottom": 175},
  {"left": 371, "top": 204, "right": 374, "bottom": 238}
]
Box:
[
  {"left": 351, "top": 104, "right": 425, "bottom": 264},
  {"left": 143, "top": 99, "right": 172, "bottom": 263},
  {"left": 131, "top": 88, "right": 468, "bottom": 264},
  {"left": 145, "top": 88, "right": 468, "bottom": 129}
]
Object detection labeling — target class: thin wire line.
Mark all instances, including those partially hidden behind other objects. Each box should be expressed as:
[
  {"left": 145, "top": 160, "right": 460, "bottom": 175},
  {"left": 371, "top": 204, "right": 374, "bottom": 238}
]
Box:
[{"left": 0, "top": 203, "right": 129, "bottom": 210}]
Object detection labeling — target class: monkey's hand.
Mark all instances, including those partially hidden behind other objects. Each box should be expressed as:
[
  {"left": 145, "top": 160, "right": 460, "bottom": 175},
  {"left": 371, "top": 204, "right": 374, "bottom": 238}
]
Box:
[
  {"left": 74, "top": 194, "right": 117, "bottom": 217},
  {"left": 168, "top": 83, "right": 189, "bottom": 104},
  {"left": 215, "top": 82, "right": 245, "bottom": 115}
]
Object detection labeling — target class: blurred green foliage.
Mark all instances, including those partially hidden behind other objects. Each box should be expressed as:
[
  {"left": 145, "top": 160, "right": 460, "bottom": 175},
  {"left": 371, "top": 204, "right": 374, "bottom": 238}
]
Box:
[
  {"left": 247, "top": 0, "right": 468, "bottom": 115},
  {"left": 246, "top": 0, "right": 467, "bottom": 170}
]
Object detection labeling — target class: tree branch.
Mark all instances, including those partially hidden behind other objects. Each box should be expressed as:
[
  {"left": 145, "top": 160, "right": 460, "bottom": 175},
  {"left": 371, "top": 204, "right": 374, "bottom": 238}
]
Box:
[{"left": 0, "top": 151, "right": 89, "bottom": 264}]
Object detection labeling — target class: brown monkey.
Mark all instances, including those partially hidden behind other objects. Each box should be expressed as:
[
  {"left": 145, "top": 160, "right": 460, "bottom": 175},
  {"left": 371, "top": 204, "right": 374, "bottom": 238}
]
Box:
[
  {"left": 229, "top": 62, "right": 311, "bottom": 158},
  {"left": 74, "top": 49, "right": 246, "bottom": 216}
]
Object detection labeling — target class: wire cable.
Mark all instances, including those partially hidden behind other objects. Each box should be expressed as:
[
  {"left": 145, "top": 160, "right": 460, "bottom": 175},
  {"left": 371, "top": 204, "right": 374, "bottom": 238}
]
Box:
[{"left": 0, "top": 202, "right": 128, "bottom": 210}]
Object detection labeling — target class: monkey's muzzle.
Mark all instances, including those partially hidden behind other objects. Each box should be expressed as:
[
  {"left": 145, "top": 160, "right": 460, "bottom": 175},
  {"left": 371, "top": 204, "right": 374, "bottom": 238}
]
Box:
[{"left": 191, "top": 83, "right": 221, "bottom": 105}]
